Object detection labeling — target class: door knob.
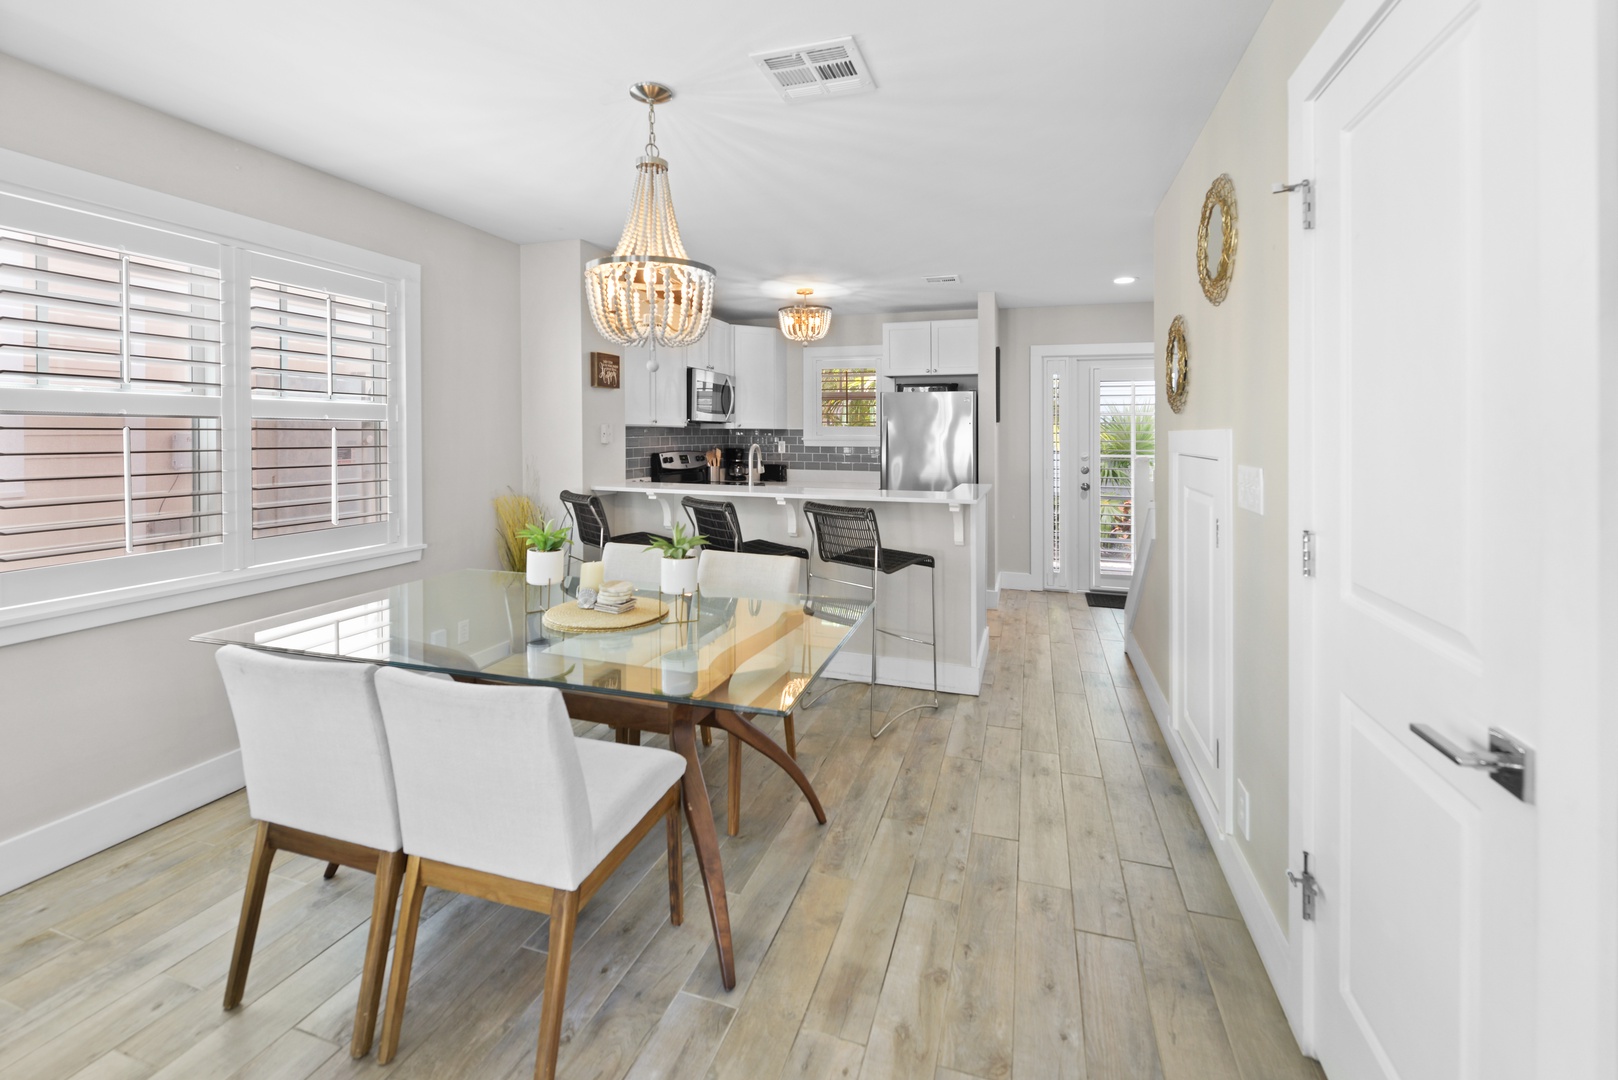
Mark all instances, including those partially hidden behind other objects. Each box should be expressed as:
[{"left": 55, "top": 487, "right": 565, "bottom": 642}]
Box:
[
  {"left": 1409, "top": 724, "right": 1534, "bottom": 803},
  {"left": 1080, "top": 482, "right": 1090, "bottom": 492}
]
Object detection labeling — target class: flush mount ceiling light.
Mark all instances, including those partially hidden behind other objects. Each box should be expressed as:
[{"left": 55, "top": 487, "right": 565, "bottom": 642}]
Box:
[
  {"left": 778, "top": 288, "right": 832, "bottom": 344},
  {"left": 584, "top": 82, "right": 715, "bottom": 349},
  {"left": 1113, "top": 276, "right": 1137, "bottom": 285}
]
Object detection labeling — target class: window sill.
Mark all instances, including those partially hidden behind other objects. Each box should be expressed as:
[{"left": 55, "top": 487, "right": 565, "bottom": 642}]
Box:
[
  {"left": 801, "top": 432, "right": 879, "bottom": 447},
  {"left": 0, "top": 543, "right": 426, "bottom": 647}
]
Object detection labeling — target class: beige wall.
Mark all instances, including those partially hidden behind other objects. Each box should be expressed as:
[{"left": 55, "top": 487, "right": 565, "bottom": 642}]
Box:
[
  {"left": 1130, "top": 0, "right": 1343, "bottom": 925},
  {"left": 995, "top": 303, "right": 1155, "bottom": 580},
  {"left": 0, "top": 56, "right": 522, "bottom": 844}
]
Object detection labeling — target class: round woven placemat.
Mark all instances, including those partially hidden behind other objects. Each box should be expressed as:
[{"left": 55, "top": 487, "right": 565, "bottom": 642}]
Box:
[{"left": 542, "top": 597, "right": 668, "bottom": 634}]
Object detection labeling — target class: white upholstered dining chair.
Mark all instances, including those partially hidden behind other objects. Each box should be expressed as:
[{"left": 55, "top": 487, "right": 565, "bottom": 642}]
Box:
[
  {"left": 213, "top": 645, "right": 404, "bottom": 1059},
  {"left": 371, "top": 668, "right": 687, "bottom": 1080},
  {"left": 696, "top": 549, "right": 805, "bottom": 834},
  {"left": 600, "top": 541, "right": 665, "bottom": 588}
]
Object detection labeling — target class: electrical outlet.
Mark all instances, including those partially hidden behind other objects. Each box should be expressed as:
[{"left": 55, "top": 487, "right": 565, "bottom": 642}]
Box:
[
  {"left": 1236, "top": 780, "right": 1251, "bottom": 841},
  {"left": 429, "top": 628, "right": 447, "bottom": 647},
  {"left": 777, "top": 440, "right": 786, "bottom": 454},
  {"left": 842, "top": 446, "right": 851, "bottom": 455},
  {"left": 456, "top": 619, "right": 470, "bottom": 644}
]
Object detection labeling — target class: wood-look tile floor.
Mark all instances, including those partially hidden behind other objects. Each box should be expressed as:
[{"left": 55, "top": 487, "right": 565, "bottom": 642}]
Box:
[{"left": 0, "top": 591, "right": 1325, "bottom": 1080}]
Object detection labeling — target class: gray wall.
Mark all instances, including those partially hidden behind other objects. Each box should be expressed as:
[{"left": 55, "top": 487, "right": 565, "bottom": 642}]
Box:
[
  {"left": 994, "top": 304, "right": 1156, "bottom": 580},
  {"left": 1131, "top": 0, "right": 1345, "bottom": 925},
  {"left": 0, "top": 55, "right": 522, "bottom": 845}
]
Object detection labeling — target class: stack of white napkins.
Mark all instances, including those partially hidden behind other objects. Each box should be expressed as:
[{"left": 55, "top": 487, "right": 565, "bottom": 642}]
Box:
[{"left": 593, "top": 581, "right": 637, "bottom": 615}]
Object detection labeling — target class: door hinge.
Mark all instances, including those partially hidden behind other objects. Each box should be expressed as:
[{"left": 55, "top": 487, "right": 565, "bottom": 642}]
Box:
[
  {"left": 1301, "top": 529, "right": 1314, "bottom": 577},
  {"left": 1272, "top": 179, "right": 1315, "bottom": 229},
  {"left": 1287, "top": 852, "right": 1320, "bottom": 921}
]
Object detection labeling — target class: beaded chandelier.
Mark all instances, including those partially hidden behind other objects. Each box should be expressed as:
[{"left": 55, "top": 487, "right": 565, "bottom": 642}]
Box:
[
  {"left": 584, "top": 83, "right": 714, "bottom": 349},
  {"left": 778, "top": 288, "right": 832, "bottom": 344}
]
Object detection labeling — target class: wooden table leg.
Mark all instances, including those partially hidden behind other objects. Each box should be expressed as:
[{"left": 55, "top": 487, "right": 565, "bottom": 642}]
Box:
[
  {"left": 710, "top": 709, "right": 826, "bottom": 825},
  {"left": 669, "top": 706, "right": 736, "bottom": 990}
]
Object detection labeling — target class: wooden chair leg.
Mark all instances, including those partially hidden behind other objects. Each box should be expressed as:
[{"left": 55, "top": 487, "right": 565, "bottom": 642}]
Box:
[
  {"left": 535, "top": 889, "right": 580, "bottom": 1080},
  {"left": 784, "top": 714, "right": 797, "bottom": 759},
  {"left": 665, "top": 796, "right": 683, "bottom": 926},
  {"left": 223, "top": 821, "right": 276, "bottom": 1010},
  {"left": 701, "top": 725, "right": 712, "bottom": 747},
  {"left": 614, "top": 728, "right": 630, "bottom": 744},
  {"left": 351, "top": 850, "right": 405, "bottom": 1058},
  {"left": 378, "top": 856, "right": 427, "bottom": 1064},
  {"left": 324, "top": 862, "right": 340, "bottom": 880},
  {"left": 727, "top": 732, "right": 742, "bottom": 837}
]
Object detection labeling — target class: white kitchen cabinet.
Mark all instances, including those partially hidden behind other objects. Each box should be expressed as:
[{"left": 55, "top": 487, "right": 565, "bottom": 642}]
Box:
[
  {"left": 881, "top": 318, "right": 979, "bottom": 377},
  {"left": 692, "top": 318, "right": 733, "bottom": 378},
  {"left": 622, "top": 345, "right": 687, "bottom": 428},
  {"left": 882, "top": 322, "right": 933, "bottom": 377},
  {"left": 931, "top": 319, "right": 979, "bottom": 375},
  {"left": 732, "top": 325, "right": 787, "bottom": 428}
]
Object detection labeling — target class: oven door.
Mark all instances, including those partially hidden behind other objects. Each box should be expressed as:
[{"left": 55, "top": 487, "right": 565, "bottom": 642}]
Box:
[{"left": 688, "top": 368, "right": 735, "bottom": 424}]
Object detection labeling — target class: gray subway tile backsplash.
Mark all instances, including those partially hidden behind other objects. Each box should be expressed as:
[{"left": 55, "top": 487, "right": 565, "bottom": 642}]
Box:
[{"left": 624, "top": 427, "right": 879, "bottom": 479}]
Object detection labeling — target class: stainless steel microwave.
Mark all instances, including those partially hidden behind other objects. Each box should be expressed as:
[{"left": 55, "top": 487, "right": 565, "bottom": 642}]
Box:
[{"left": 687, "top": 368, "right": 735, "bottom": 424}]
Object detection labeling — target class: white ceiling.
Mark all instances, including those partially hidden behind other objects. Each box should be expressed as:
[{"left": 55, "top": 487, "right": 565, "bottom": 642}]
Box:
[{"left": 0, "top": 0, "right": 1269, "bottom": 319}]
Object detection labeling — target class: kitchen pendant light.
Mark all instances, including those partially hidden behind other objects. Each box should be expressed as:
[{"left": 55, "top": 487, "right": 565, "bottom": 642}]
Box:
[
  {"left": 778, "top": 288, "right": 832, "bottom": 344},
  {"left": 584, "top": 83, "right": 715, "bottom": 348}
]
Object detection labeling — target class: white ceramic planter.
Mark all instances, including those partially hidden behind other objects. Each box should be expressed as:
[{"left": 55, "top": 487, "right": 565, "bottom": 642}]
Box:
[
  {"left": 526, "top": 548, "right": 565, "bottom": 586},
  {"left": 660, "top": 555, "right": 699, "bottom": 596},
  {"left": 660, "top": 646, "right": 700, "bottom": 696}
]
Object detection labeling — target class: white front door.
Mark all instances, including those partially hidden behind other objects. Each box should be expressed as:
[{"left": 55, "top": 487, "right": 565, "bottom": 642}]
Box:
[
  {"left": 1172, "top": 439, "right": 1230, "bottom": 825},
  {"left": 1295, "top": 0, "right": 1543, "bottom": 1076},
  {"left": 1035, "top": 350, "right": 1154, "bottom": 593}
]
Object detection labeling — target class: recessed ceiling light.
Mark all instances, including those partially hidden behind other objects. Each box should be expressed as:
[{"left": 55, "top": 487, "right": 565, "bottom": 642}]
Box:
[{"left": 1113, "top": 276, "right": 1137, "bottom": 285}]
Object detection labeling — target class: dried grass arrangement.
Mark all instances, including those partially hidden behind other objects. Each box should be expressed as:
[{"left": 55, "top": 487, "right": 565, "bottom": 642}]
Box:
[{"left": 494, "top": 492, "right": 544, "bottom": 572}]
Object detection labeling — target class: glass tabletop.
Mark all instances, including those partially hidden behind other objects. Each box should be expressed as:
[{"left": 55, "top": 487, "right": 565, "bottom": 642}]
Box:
[{"left": 193, "top": 569, "right": 871, "bottom": 717}]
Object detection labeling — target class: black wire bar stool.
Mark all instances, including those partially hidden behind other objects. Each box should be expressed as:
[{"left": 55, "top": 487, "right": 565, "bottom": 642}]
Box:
[
  {"left": 800, "top": 501, "right": 938, "bottom": 739},
  {"left": 558, "top": 490, "right": 668, "bottom": 575}
]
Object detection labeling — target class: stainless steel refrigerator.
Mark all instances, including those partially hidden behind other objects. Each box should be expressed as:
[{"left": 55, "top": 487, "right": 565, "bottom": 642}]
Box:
[{"left": 879, "top": 389, "right": 977, "bottom": 491}]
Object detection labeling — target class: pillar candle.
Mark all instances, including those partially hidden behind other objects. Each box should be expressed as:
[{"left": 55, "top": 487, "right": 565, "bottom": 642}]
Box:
[{"left": 579, "top": 560, "right": 605, "bottom": 591}]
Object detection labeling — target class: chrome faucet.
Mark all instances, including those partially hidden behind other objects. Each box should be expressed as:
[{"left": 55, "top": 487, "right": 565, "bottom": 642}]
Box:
[{"left": 747, "top": 443, "right": 763, "bottom": 489}]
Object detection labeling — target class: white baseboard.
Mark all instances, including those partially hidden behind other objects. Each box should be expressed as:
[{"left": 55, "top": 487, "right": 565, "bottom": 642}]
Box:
[
  {"left": 996, "top": 570, "right": 1039, "bottom": 592},
  {"left": 823, "top": 624, "right": 988, "bottom": 697},
  {"left": 0, "top": 750, "right": 246, "bottom": 896},
  {"left": 1125, "top": 632, "right": 1296, "bottom": 1025}
]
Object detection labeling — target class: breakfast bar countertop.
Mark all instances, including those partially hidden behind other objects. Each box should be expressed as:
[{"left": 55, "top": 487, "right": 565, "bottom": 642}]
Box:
[{"left": 592, "top": 481, "right": 992, "bottom": 506}]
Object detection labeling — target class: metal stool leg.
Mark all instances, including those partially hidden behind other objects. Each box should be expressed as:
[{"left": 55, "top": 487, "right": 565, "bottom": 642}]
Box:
[
  {"left": 876, "top": 562, "right": 940, "bottom": 734},
  {"left": 870, "top": 558, "right": 894, "bottom": 739}
]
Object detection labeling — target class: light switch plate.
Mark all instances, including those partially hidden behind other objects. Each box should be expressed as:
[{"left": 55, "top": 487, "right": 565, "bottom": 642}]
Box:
[
  {"left": 599, "top": 424, "right": 611, "bottom": 445},
  {"left": 1237, "top": 465, "right": 1264, "bottom": 515},
  {"left": 429, "top": 629, "right": 447, "bottom": 647},
  {"left": 456, "top": 619, "right": 470, "bottom": 644},
  {"left": 777, "top": 440, "right": 786, "bottom": 454},
  {"left": 1236, "top": 780, "right": 1251, "bottom": 841}
]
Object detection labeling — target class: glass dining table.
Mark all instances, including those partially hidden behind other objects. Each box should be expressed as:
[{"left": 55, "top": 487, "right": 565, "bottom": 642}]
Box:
[{"left": 193, "top": 568, "right": 871, "bottom": 991}]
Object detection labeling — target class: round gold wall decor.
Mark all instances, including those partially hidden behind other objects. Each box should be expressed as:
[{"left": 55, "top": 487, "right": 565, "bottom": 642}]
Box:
[
  {"left": 1196, "top": 174, "right": 1239, "bottom": 305},
  {"left": 1165, "top": 315, "right": 1189, "bottom": 413}
]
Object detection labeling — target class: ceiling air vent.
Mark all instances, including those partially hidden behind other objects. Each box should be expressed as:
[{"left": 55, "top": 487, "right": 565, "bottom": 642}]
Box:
[
  {"left": 925, "top": 274, "right": 961, "bottom": 285},
  {"left": 751, "top": 37, "right": 876, "bottom": 102}
]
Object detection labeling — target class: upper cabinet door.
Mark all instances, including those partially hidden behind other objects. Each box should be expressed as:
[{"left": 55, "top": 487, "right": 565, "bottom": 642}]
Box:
[
  {"left": 732, "top": 325, "right": 786, "bottom": 428},
  {"left": 931, "top": 319, "right": 979, "bottom": 375},
  {"left": 882, "top": 322, "right": 933, "bottom": 376},
  {"left": 623, "top": 346, "right": 688, "bottom": 427},
  {"left": 705, "top": 319, "right": 734, "bottom": 378}
]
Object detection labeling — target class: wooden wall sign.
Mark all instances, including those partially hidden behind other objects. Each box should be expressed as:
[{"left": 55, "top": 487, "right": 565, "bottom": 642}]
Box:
[{"left": 589, "top": 351, "right": 621, "bottom": 389}]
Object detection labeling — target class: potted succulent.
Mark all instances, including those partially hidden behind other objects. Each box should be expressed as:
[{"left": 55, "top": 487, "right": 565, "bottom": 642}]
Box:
[
  {"left": 646, "top": 521, "right": 706, "bottom": 597},
  {"left": 516, "top": 518, "right": 571, "bottom": 586}
]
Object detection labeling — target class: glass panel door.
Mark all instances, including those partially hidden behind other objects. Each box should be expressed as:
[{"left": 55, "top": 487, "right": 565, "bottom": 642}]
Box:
[{"left": 1093, "top": 372, "right": 1155, "bottom": 589}]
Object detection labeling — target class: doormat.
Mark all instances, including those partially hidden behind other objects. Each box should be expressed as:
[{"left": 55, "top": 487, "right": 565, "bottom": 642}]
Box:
[{"left": 1084, "top": 591, "right": 1127, "bottom": 609}]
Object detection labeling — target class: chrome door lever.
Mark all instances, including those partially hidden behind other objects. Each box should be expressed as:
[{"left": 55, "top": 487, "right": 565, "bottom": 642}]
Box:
[{"left": 1409, "top": 724, "right": 1534, "bottom": 803}]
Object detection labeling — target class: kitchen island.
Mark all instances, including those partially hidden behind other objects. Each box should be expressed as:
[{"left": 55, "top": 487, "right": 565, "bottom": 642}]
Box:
[{"left": 593, "top": 480, "right": 991, "bottom": 695}]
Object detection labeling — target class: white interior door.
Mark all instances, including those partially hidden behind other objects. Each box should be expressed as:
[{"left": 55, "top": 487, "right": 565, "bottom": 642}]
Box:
[
  {"left": 1172, "top": 439, "right": 1230, "bottom": 824},
  {"left": 1036, "top": 353, "right": 1154, "bottom": 593},
  {"left": 1297, "top": 0, "right": 1540, "bottom": 1076}
]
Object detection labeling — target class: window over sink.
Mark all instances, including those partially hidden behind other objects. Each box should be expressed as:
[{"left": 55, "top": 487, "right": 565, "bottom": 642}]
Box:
[{"left": 801, "top": 346, "right": 879, "bottom": 446}]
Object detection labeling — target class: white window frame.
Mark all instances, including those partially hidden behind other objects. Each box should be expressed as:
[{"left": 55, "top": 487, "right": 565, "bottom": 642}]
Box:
[
  {"left": 0, "top": 149, "right": 423, "bottom": 646},
  {"left": 801, "top": 345, "right": 880, "bottom": 447}
]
